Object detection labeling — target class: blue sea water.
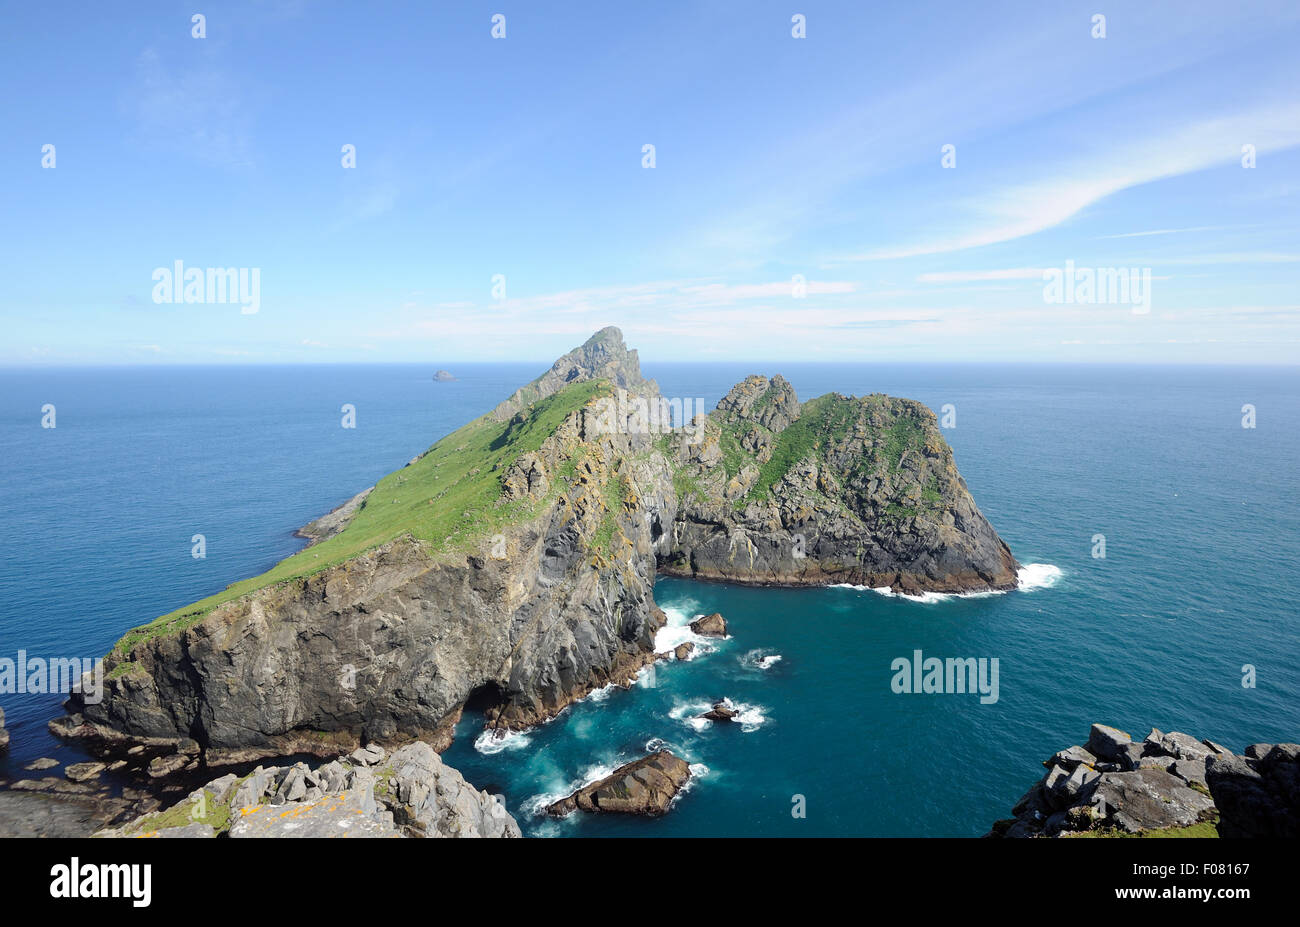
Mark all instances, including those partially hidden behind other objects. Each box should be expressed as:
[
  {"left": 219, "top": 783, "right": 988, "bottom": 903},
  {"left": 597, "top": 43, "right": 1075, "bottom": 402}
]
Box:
[{"left": 1, "top": 362, "right": 1297, "bottom": 836}]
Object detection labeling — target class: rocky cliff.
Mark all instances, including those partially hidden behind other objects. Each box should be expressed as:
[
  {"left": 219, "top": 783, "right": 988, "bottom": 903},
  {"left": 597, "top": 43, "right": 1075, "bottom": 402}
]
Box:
[
  {"left": 990, "top": 722, "right": 1300, "bottom": 838},
  {"left": 659, "top": 373, "right": 1018, "bottom": 592},
  {"left": 58, "top": 328, "right": 1018, "bottom": 767}
]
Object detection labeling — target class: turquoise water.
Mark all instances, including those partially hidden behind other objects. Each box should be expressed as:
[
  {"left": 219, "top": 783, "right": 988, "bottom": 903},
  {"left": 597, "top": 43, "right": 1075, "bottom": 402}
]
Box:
[{"left": 2, "top": 363, "right": 1298, "bottom": 835}]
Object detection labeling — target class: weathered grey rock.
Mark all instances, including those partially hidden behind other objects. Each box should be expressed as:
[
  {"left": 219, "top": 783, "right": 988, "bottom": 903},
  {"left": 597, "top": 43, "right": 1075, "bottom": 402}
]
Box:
[
  {"left": 1206, "top": 746, "right": 1300, "bottom": 837},
  {"left": 230, "top": 788, "right": 399, "bottom": 839},
  {"left": 1244, "top": 743, "right": 1274, "bottom": 759},
  {"left": 1159, "top": 732, "right": 1212, "bottom": 761},
  {"left": 1169, "top": 759, "right": 1208, "bottom": 789},
  {"left": 1046, "top": 746, "right": 1096, "bottom": 770},
  {"left": 548, "top": 751, "right": 692, "bottom": 817},
  {"left": 64, "top": 762, "right": 106, "bottom": 783},
  {"left": 380, "top": 742, "right": 520, "bottom": 838},
  {"left": 1202, "top": 740, "right": 1233, "bottom": 756},
  {"left": 701, "top": 700, "right": 738, "bottom": 722},
  {"left": 147, "top": 754, "right": 192, "bottom": 778},
  {"left": 1116, "top": 742, "right": 1146, "bottom": 771},
  {"left": 690, "top": 613, "right": 728, "bottom": 638},
  {"left": 1088, "top": 768, "right": 1215, "bottom": 833},
  {"left": 1086, "top": 724, "right": 1132, "bottom": 761}
]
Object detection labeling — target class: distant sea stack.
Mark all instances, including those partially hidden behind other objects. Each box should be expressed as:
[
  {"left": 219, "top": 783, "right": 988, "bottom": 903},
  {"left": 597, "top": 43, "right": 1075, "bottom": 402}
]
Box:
[
  {"left": 989, "top": 723, "right": 1300, "bottom": 838},
  {"left": 433, "top": 370, "right": 456, "bottom": 381},
  {"left": 57, "top": 327, "right": 1020, "bottom": 769}
]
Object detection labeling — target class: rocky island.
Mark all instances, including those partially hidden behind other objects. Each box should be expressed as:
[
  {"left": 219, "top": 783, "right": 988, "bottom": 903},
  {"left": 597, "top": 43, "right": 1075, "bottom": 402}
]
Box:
[{"left": 53, "top": 328, "right": 1020, "bottom": 805}]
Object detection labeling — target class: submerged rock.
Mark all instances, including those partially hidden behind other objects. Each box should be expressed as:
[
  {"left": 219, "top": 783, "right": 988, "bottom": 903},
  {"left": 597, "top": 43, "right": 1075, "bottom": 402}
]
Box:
[{"left": 547, "top": 751, "right": 692, "bottom": 817}]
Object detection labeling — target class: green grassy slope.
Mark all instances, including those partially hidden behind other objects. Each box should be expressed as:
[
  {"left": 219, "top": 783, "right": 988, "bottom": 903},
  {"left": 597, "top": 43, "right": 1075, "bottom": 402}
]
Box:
[{"left": 113, "top": 379, "right": 612, "bottom": 657}]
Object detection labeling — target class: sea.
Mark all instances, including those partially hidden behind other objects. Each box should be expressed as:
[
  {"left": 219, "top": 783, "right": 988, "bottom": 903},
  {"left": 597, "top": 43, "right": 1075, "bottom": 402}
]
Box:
[{"left": 1, "top": 362, "right": 1297, "bottom": 836}]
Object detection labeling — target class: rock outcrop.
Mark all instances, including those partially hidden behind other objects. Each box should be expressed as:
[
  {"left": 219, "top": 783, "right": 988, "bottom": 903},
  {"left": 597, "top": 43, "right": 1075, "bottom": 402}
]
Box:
[
  {"left": 546, "top": 750, "right": 691, "bottom": 817},
  {"left": 659, "top": 375, "right": 1018, "bottom": 593},
  {"left": 96, "top": 741, "right": 520, "bottom": 839},
  {"left": 690, "top": 613, "right": 728, "bottom": 637},
  {"left": 58, "top": 328, "right": 1017, "bottom": 770},
  {"left": 0, "top": 706, "right": 8, "bottom": 752},
  {"left": 989, "top": 722, "right": 1298, "bottom": 838}
]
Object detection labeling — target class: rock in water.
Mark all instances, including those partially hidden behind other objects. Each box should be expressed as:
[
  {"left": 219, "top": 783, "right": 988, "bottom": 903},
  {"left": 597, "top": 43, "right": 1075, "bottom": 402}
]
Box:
[
  {"left": 690, "top": 612, "right": 728, "bottom": 637},
  {"left": 58, "top": 328, "right": 1018, "bottom": 767},
  {"left": 701, "top": 700, "right": 738, "bottom": 722},
  {"left": 547, "top": 751, "right": 692, "bottom": 817},
  {"left": 673, "top": 642, "right": 695, "bottom": 661},
  {"left": 0, "top": 706, "right": 8, "bottom": 751},
  {"left": 434, "top": 370, "right": 456, "bottom": 382}
]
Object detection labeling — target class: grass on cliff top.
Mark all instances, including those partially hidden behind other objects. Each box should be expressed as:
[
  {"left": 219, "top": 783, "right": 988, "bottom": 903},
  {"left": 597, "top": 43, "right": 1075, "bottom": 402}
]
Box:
[{"left": 113, "top": 379, "right": 612, "bottom": 657}]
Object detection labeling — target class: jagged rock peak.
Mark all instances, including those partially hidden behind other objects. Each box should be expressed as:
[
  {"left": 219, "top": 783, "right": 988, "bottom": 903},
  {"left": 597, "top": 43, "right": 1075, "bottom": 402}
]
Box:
[
  {"left": 714, "top": 374, "right": 801, "bottom": 433},
  {"left": 492, "top": 327, "right": 657, "bottom": 421}
]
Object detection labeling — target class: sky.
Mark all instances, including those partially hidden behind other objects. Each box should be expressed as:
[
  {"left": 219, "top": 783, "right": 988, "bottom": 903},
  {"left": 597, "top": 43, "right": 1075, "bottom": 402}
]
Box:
[{"left": 1, "top": 0, "right": 1298, "bottom": 366}]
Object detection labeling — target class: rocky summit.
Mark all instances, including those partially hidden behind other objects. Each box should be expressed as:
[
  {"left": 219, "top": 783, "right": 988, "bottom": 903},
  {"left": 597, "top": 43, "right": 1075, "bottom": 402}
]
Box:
[
  {"left": 57, "top": 328, "right": 1017, "bottom": 778},
  {"left": 989, "top": 722, "right": 1300, "bottom": 838}
]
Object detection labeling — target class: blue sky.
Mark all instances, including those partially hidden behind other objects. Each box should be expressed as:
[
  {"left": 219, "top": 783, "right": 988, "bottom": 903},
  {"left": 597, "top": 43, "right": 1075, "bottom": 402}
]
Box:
[{"left": 2, "top": 0, "right": 1298, "bottom": 365}]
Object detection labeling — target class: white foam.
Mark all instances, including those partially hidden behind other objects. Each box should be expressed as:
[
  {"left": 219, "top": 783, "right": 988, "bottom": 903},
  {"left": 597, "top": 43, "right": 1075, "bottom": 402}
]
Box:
[
  {"left": 832, "top": 563, "right": 1062, "bottom": 603},
  {"left": 474, "top": 728, "right": 532, "bottom": 755},
  {"left": 672, "top": 696, "right": 768, "bottom": 733},
  {"left": 1016, "top": 563, "right": 1063, "bottom": 591},
  {"left": 741, "top": 648, "right": 783, "bottom": 671},
  {"left": 654, "top": 607, "right": 719, "bottom": 657}
]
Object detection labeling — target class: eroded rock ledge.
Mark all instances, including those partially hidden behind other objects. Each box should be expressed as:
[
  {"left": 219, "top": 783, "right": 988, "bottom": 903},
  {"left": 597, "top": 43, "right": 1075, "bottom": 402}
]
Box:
[
  {"left": 989, "top": 723, "right": 1300, "bottom": 838},
  {"left": 96, "top": 741, "right": 520, "bottom": 839}
]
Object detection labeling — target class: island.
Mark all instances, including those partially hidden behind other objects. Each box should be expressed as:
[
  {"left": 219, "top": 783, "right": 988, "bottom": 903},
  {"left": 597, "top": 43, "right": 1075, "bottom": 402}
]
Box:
[{"left": 55, "top": 328, "right": 1019, "bottom": 783}]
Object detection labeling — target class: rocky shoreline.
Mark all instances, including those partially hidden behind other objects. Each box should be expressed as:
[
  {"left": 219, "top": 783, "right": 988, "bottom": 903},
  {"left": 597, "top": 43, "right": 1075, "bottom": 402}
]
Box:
[{"left": 989, "top": 723, "right": 1300, "bottom": 838}]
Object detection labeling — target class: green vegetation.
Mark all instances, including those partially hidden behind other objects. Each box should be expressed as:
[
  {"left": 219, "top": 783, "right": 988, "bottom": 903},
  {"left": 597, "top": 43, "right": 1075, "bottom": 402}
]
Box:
[
  {"left": 717, "top": 419, "right": 752, "bottom": 479},
  {"left": 592, "top": 471, "right": 630, "bottom": 558},
  {"left": 1072, "top": 816, "right": 1220, "bottom": 839},
  {"left": 744, "top": 394, "right": 857, "bottom": 504},
  {"left": 880, "top": 415, "right": 926, "bottom": 473},
  {"left": 120, "top": 776, "right": 248, "bottom": 836},
  {"left": 113, "top": 379, "right": 613, "bottom": 656}
]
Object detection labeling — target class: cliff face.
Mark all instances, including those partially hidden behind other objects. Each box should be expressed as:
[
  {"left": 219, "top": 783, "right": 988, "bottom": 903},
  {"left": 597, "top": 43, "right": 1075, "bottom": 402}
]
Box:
[
  {"left": 60, "top": 329, "right": 1017, "bottom": 763},
  {"left": 660, "top": 374, "right": 1018, "bottom": 593}
]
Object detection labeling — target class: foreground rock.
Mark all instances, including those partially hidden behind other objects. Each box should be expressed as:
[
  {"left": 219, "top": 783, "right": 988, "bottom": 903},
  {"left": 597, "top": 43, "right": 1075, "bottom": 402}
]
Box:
[
  {"left": 96, "top": 741, "right": 520, "bottom": 839},
  {"left": 690, "top": 613, "right": 728, "bottom": 637},
  {"left": 0, "top": 706, "right": 8, "bottom": 751},
  {"left": 547, "top": 751, "right": 692, "bottom": 817},
  {"left": 1206, "top": 743, "right": 1300, "bottom": 837},
  {"left": 59, "top": 328, "right": 1017, "bottom": 764},
  {"left": 989, "top": 722, "right": 1299, "bottom": 838}
]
